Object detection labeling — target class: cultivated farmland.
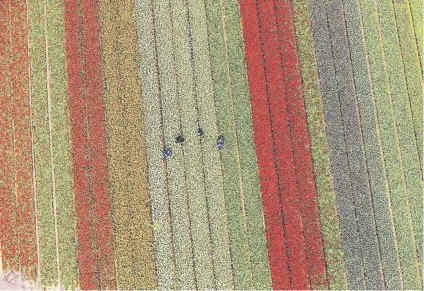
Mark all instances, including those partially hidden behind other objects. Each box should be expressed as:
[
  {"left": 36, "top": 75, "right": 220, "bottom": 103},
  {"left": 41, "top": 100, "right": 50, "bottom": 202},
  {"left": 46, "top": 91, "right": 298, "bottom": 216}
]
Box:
[{"left": 1, "top": 0, "right": 422, "bottom": 290}]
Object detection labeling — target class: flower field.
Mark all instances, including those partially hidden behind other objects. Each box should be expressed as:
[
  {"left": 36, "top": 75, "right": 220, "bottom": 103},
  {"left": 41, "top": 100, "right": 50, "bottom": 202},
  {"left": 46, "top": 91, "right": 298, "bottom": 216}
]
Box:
[{"left": 0, "top": 0, "right": 422, "bottom": 290}]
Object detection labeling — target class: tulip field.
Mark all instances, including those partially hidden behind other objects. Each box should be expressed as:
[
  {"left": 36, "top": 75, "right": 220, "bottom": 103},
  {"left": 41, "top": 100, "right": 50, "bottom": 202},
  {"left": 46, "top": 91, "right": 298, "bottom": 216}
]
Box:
[{"left": 0, "top": 0, "right": 422, "bottom": 290}]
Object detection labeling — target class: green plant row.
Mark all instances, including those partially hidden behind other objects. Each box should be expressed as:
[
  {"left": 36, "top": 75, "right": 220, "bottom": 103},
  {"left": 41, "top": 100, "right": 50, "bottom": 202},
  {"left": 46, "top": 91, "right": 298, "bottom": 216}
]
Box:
[
  {"left": 185, "top": 0, "right": 234, "bottom": 287},
  {"left": 205, "top": 0, "right": 272, "bottom": 288},
  {"left": 358, "top": 0, "right": 421, "bottom": 288},
  {"left": 221, "top": 0, "right": 271, "bottom": 288},
  {"left": 28, "top": 1, "right": 77, "bottom": 288},
  {"left": 392, "top": 0, "right": 423, "bottom": 171},
  {"left": 376, "top": 0, "right": 423, "bottom": 279}
]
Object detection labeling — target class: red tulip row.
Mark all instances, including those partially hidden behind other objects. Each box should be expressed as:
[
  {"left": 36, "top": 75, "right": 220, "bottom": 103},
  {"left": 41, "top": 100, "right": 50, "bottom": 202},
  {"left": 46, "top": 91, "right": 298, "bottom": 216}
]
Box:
[
  {"left": 0, "top": 0, "right": 19, "bottom": 274},
  {"left": 64, "top": 0, "right": 115, "bottom": 289},
  {"left": 239, "top": 0, "right": 290, "bottom": 288},
  {"left": 0, "top": 0, "right": 38, "bottom": 280},
  {"left": 239, "top": 0, "right": 326, "bottom": 289},
  {"left": 273, "top": 0, "right": 328, "bottom": 289}
]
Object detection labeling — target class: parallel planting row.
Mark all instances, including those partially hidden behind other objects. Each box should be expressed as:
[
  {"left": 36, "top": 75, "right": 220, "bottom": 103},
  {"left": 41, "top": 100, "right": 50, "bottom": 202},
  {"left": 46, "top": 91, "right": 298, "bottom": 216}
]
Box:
[
  {"left": 136, "top": 0, "right": 271, "bottom": 288},
  {"left": 1, "top": 0, "right": 422, "bottom": 290},
  {"left": 309, "top": 0, "right": 423, "bottom": 289}
]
